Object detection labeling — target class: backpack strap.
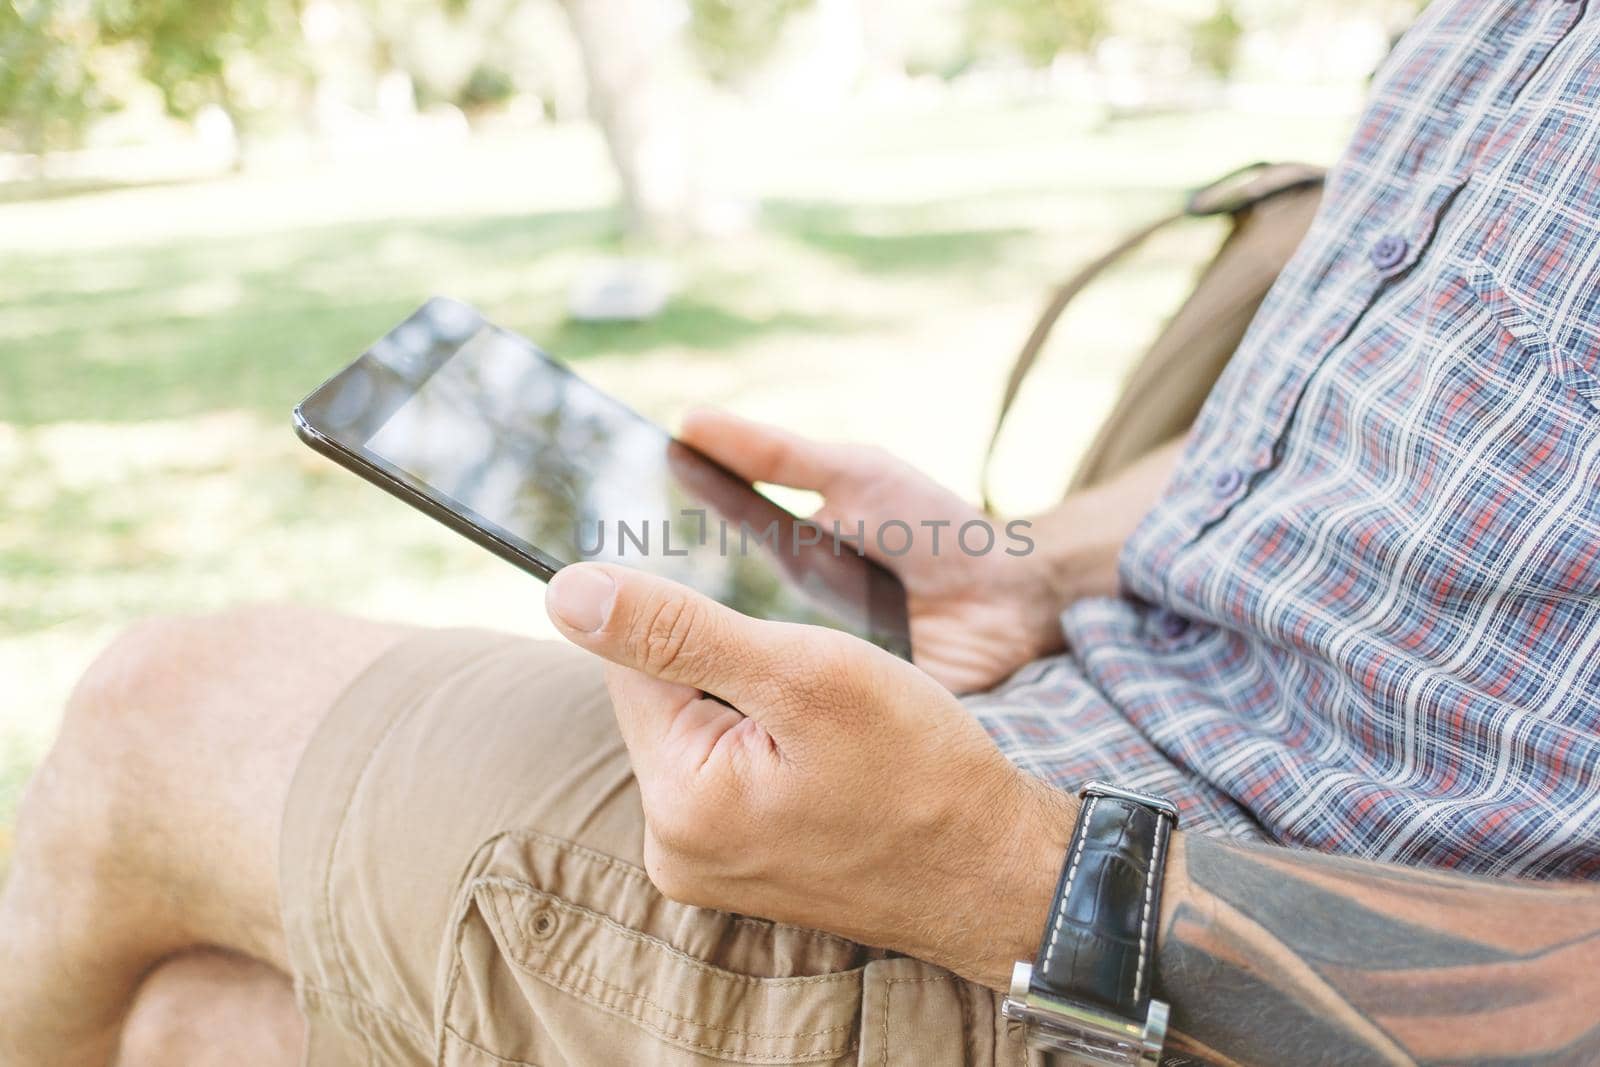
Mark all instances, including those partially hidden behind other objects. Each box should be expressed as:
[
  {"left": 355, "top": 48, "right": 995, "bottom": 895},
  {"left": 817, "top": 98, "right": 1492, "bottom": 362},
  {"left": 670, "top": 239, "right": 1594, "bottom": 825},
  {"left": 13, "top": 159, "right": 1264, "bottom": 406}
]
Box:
[{"left": 980, "top": 161, "right": 1326, "bottom": 513}]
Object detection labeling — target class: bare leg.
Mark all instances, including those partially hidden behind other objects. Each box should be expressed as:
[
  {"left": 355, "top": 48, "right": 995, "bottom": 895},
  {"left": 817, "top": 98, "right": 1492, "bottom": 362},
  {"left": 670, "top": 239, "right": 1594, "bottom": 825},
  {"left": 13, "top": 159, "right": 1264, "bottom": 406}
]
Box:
[
  {"left": 114, "top": 949, "right": 303, "bottom": 1067},
  {"left": 0, "top": 605, "right": 411, "bottom": 1066}
]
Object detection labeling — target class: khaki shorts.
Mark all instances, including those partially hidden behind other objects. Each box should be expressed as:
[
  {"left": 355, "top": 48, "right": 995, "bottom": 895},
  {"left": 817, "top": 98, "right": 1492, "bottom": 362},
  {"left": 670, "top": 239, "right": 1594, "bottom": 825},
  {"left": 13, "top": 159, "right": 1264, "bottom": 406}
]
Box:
[{"left": 280, "top": 628, "right": 1037, "bottom": 1066}]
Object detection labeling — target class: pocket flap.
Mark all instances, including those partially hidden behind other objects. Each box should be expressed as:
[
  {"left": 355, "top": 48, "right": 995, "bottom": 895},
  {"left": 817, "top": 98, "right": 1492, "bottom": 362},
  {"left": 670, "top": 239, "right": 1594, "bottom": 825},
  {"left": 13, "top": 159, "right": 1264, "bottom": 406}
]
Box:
[{"left": 444, "top": 870, "right": 870, "bottom": 1067}]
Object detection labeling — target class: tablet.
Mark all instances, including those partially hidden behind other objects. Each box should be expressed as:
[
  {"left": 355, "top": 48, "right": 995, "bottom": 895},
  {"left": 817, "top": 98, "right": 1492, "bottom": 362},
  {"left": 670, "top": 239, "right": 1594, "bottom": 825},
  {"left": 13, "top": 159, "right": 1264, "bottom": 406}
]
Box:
[{"left": 293, "top": 297, "right": 912, "bottom": 659}]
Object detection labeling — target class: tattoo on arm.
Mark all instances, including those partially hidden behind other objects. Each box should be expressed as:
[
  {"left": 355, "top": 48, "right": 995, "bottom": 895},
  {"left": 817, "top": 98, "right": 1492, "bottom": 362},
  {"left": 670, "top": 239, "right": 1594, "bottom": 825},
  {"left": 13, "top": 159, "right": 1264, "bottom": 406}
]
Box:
[{"left": 1155, "top": 835, "right": 1600, "bottom": 1067}]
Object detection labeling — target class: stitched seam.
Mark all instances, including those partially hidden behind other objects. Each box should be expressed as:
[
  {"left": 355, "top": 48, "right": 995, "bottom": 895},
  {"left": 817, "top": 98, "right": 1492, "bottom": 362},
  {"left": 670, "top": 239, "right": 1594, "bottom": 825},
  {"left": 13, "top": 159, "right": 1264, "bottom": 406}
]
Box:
[
  {"left": 437, "top": 831, "right": 533, "bottom": 1067},
  {"left": 491, "top": 832, "right": 871, "bottom": 955},
  {"left": 441, "top": 1025, "right": 548, "bottom": 1067},
  {"left": 494, "top": 829, "right": 654, "bottom": 886},
  {"left": 482, "top": 886, "right": 855, "bottom": 1040},
  {"left": 728, "top": 913, "right": 864, "bottom": 952},
  {"left": 437, "top": 887, "right": 481, "bottom": 1066},
  {"left": 1133, "top": 816, "right": 1169, "bottom": 1004},
  {"left": 503, "top": 924, "right": 856, "bottom": 1039},
  {"left": 881, "top": 975, "right": 890, "bottom": 1067},
  {"left": 503, "top": 949, "right": 858, "bottom": 1060},
  {"left": 478, "top": 875, "right": 862, "bottom": 990},
  {"left": 1041, "top": 796, "right": 1097, "bottom": 974},
  {"left": 488, "top": 834, "right": 867, "bottom": 954}
]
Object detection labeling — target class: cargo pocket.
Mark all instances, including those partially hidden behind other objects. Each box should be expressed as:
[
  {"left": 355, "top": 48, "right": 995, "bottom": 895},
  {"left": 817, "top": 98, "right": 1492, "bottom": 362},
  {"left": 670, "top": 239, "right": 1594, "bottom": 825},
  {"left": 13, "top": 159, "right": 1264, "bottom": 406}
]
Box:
[{"left": 435, "top": 830, "right": 874, "bottom": 1066}]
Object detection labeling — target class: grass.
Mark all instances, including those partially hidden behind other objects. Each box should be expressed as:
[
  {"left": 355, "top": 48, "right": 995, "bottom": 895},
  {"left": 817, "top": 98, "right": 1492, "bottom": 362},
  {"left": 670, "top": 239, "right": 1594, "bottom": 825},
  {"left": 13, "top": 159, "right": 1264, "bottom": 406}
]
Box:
[{"left": 0, "top": 96, "right": 1357, "bottom": 878}]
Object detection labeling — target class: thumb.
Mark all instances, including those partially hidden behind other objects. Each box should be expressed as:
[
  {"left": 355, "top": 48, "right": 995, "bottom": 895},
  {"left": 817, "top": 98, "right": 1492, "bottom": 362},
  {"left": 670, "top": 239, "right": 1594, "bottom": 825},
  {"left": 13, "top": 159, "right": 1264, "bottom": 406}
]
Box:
[
  {"left": 545, "top": 562, "right": 807, "bottom": 712},
  {"left": 679, "top": 408, "right": 855, "bottom": 492}
]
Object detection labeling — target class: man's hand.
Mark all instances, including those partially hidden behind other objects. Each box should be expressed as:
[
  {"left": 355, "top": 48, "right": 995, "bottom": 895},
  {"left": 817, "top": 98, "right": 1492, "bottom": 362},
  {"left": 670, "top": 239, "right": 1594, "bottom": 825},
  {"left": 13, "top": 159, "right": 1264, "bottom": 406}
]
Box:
[
  {"left": 545, "top": 561, "right": 1073, "bottom": 988},
  {"left": 545, "top": 562, "right": 1600, "bottom": 1063},
  {"left": 679, "top": 409, "right": 1066, "bottom": 694}
]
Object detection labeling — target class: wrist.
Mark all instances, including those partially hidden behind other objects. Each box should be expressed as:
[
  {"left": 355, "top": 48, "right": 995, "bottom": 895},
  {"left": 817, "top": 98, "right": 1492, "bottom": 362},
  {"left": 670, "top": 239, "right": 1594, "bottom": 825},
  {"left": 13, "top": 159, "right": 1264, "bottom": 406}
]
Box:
[
  {"left": 949, "top": 771, "right": 1078, "bottom": 990},
  {"left": 1023, "top": 486, "right": 1128, "bottom": 608}
]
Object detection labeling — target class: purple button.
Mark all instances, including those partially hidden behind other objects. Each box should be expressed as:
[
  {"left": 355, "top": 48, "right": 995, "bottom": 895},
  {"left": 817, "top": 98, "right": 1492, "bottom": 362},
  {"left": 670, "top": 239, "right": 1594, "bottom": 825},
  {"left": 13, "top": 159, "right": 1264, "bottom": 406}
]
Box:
[
  {"left": 1211, "top": 467, "right": 1245, "bottom": 497},
  {"left": 1370, "top": 234, "right": 1408, "bottom": 272},
  {"left": 1153, "top": 610, "right": 1191, "bottom": 641}
]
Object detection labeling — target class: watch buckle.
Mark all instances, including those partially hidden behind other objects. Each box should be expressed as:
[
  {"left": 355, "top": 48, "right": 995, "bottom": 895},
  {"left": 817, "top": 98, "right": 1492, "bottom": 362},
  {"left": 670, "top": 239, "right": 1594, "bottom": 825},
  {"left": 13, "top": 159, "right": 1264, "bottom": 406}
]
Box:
[
  {"left": 1002, "top": 962, "right": 1169, "bottom": 1066},
  {"left": 1078, "top": 779, "right": 1180, "bottom": 825}
]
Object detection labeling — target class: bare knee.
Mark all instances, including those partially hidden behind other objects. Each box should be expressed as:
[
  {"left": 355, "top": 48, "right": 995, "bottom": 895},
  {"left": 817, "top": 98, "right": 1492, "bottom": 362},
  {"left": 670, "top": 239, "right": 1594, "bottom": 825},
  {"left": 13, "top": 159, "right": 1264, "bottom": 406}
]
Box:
[
  {"left": 20, "top": 604, "right": 409, "bottom": 957},
  {"left": 65, "top": 605, "right": 332, "bottom": 737},
  {"left": 42, "top": 611, "right": 244, "bottom": 847},
  {"left": 59, "top": 602, "right": 398, "bottom": 781},
  {"left": 64, "top": 614, "right": 205, "bottom": 746},
  {"left": 15, "top": 613, "right": 238, "bottom": 903},
  {"left": 0, "top": 605, "right": 390, "bottom": 1066},
  {"left": 115, "top": 950, "right": 303, "bottom": 1067}
]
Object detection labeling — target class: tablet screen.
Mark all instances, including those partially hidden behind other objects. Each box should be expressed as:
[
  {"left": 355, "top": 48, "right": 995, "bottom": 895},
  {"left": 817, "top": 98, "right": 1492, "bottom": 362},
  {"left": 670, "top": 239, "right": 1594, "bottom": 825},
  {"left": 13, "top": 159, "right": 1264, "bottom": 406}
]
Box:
[{"left": 295, "top": 298, "right": 911, "bottom": 658}]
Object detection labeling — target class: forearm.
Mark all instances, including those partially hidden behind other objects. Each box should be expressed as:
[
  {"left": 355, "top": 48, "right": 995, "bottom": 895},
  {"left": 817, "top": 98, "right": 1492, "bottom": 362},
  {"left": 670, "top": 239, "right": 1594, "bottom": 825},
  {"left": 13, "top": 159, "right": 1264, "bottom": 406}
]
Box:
[
  {"left": 1024, "top": 438, "right": 1184, "bottom": 604},
  {"left": 956, "top": 786, "right": 1600, "bottom": 1064},
  {"left": 1155, "top": 833, "right": 1600, "bottom": 1065}
]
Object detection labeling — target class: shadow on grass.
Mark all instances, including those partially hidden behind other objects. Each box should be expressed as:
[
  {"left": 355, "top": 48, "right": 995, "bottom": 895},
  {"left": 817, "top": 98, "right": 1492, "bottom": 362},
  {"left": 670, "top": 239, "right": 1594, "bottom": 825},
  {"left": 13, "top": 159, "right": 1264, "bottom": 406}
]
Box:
[
  {"left": 2, "top": 195, "right": 1017, "bottom": 427},
  {"left": 0, "top": 207, "right": 612, "bottom": 426},
  {"left": 548, "top": 297, "right": 854, "bottom": 360},
  {"left": 765, "top": 200, "right": 1028, "bottom": 274},
  {"left": 0, "top": 202, "right": 879, "bottom": 426}
]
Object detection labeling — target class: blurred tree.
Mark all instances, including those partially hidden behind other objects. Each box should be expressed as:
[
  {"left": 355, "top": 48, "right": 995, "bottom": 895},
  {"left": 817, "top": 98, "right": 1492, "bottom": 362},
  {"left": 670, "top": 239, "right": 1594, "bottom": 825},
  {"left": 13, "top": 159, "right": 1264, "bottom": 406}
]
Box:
[
  {"left": 967, "top": 0, "right": 1108, "bottom": 67},
  {"left": 457, "top": 62, "right": 517, "bottom": 112},
  {"left": 0, "top": 0, "right": 102, "bottom": 156},
  {"left": 1189, "top": 1, "right": 1242, "bottom": 78},
  {"left": 94, "top": 0, "right": 305, "bottom": 151},
  {"left": 555, "top": 0, "right": 697, "bottom": 239},
  {"left": 686, "top": 0, "right": 810, "bottom": 84}
]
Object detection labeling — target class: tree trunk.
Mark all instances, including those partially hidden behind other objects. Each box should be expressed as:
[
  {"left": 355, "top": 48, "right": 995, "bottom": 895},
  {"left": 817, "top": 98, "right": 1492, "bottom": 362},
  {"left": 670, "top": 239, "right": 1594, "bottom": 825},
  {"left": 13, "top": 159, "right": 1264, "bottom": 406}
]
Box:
[{"left": 556, "top": 0, "right": 696, "bottom": 241}]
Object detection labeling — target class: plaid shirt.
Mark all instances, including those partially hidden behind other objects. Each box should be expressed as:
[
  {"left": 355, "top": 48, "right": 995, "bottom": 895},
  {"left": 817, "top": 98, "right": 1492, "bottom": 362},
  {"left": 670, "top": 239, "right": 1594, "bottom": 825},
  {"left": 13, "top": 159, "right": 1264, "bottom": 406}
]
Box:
[{"left": 970, "top": 0, "right": 1600, "bottom": 880}]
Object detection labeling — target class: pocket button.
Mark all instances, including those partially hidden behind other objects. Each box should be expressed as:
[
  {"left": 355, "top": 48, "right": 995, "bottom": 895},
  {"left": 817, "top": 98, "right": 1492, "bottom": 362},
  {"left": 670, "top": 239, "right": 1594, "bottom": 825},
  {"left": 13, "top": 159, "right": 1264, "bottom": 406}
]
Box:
[{"left": 528, "top": 907, "right": 558, "bottom": 939}]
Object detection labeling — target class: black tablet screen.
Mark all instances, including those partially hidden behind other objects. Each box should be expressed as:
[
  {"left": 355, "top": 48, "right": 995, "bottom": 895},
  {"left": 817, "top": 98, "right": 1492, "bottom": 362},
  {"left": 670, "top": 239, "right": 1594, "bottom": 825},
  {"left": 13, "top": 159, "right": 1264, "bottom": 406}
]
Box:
[{"left": 296, "top": 298, "right": 911, "bottom": 658}]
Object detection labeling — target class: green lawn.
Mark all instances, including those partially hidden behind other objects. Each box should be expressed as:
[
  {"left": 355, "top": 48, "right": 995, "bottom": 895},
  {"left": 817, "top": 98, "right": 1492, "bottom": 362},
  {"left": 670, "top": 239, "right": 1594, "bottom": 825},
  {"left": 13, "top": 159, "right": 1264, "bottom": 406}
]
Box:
[{"left": 0, "top": 98, "right": 1356, "bottom": 875}]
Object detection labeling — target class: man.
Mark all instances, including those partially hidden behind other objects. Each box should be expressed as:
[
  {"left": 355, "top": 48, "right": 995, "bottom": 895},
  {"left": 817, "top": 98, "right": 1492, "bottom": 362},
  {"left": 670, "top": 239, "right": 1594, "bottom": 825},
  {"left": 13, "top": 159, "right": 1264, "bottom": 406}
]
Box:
[{"left": 4, "top": 0, "right": 1600, "bottom": 1062}]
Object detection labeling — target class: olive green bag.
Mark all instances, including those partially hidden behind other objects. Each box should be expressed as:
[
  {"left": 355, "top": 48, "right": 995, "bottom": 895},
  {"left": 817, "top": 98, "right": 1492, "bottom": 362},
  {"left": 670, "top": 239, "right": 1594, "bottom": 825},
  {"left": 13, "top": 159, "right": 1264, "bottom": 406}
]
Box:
[{"left": 982, "top": 161, "right": 1327, "bottom": 507}]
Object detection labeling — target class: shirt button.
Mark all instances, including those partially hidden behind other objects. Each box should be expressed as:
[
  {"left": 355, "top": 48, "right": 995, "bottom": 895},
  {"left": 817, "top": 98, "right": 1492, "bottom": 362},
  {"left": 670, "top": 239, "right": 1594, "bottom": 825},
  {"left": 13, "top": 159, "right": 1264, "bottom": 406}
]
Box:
[
  {"left": 1152, "top": 609, "right": 1192, "bottom": 641},
  {"left": 1211, "top": 467, "right": 1245, "bottom": 497},
  {"left": 1370, "top": 234, "right": 1408, "bottom": 272}
]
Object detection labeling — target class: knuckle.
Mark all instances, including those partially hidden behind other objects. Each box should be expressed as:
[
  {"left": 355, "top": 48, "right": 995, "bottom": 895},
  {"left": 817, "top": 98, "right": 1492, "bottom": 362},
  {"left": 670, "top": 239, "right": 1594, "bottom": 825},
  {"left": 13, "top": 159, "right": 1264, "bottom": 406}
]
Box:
[{"left": 635, "top": 594, "right": 699, "bottom": 676}]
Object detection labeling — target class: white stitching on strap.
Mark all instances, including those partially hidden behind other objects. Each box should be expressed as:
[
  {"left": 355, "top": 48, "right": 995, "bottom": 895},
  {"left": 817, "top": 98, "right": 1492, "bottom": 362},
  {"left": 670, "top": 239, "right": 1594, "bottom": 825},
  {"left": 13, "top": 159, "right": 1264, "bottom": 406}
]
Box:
[
  {"left": 1132, "top": 815, "right": 1169, "bottom": 1004},
  {"left": 1041, "top": 796, "right": 1098, "bottom": 973}
]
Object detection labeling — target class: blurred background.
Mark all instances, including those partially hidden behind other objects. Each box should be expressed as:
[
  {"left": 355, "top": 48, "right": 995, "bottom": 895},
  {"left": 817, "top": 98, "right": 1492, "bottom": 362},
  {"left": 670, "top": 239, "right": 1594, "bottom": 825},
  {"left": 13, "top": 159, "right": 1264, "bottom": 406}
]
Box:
[{"left": 1, "top": 0, "right": 1424, "bottom": 873}]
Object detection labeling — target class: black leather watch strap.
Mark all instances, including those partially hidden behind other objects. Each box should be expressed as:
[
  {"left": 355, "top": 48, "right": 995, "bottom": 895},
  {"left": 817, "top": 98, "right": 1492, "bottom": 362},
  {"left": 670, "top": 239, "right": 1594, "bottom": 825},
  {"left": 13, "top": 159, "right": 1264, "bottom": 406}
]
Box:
[{"left": 1030, "top": 782, "right": 1176, "bottom": 1019}]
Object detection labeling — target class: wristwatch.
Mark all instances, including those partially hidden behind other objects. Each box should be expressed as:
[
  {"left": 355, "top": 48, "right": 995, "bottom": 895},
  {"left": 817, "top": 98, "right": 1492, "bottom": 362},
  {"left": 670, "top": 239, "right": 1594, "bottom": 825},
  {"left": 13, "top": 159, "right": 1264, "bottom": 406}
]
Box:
[{"left": 1002, "top": 780, "right": 1179, "bottom": 1066}]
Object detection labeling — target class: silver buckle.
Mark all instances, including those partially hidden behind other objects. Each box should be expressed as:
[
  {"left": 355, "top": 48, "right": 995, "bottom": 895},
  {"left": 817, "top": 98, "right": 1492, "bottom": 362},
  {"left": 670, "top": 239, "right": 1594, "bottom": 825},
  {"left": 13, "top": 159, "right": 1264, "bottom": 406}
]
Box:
[
  {"left": 1078, "top": 780, "right": 1180, "bottom": 825},
  {"left": 1002, "top": 962, "right": 1169, "bottom": 1066}
]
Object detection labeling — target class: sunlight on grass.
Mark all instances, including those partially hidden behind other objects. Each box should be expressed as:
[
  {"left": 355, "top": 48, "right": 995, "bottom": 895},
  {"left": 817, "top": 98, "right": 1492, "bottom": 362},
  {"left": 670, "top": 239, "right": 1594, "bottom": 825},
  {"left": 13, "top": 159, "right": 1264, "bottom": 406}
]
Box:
[{"left": 0, "top": 102, "right": 1356, "bottom": 873}]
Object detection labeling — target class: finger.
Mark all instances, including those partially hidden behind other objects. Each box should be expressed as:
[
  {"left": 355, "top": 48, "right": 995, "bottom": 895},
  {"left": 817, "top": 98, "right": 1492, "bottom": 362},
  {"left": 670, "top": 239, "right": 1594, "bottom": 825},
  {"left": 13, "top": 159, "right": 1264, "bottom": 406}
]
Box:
[
  {"left": 545, "top": 561, "right": 819, "bottom": 713},
  {"left": 679, "top": 408, "right": 856, "bottom": 491},
  {"left": 603, "top": 663, "right": 751, "bottom": 778},
  {"left": 603, "top": 663, "right": 699, "bottom": 760}
]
